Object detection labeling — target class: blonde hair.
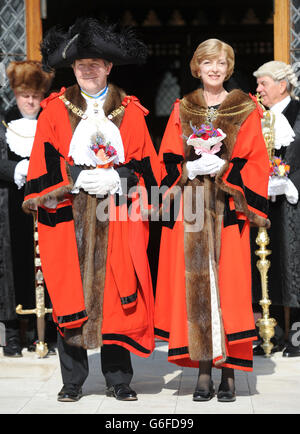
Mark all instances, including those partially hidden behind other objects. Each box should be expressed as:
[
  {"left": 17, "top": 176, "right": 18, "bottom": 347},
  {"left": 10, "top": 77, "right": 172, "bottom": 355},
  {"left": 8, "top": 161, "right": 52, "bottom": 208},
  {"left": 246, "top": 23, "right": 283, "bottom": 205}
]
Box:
[{"left": 190, "top": 39, "right": 235, "bottom": 81}]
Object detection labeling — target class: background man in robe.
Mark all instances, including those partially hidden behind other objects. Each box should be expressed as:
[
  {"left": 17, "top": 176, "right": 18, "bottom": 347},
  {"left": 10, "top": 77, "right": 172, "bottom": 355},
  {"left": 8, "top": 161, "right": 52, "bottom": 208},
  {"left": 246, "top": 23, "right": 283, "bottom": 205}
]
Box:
[{"left": 252, "top": 61, "right": 300, "bottom": 358}]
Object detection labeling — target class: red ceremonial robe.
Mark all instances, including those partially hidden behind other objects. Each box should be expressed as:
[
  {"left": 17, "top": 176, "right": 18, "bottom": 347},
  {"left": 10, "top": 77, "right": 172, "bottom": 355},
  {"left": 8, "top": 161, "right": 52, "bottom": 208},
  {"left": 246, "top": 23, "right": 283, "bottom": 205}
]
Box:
[
  {"left": 23, "top": 84, "right": 160, "bottom": 358},
  {"left": 154, "top": 89, "right": 270, "bottom": 371}
]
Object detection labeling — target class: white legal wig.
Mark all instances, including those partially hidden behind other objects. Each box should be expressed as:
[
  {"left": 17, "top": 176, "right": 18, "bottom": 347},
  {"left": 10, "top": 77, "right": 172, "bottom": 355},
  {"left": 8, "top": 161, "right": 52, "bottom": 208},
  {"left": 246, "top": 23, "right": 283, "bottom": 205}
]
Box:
[{"left": 254, "top": 60, "right": 299, "bottom": 99}]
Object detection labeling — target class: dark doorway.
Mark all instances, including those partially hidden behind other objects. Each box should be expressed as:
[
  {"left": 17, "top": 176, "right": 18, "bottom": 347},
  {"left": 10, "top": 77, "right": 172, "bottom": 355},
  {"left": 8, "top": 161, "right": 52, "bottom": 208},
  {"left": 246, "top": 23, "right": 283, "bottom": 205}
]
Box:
[{"left": 42, "top": 0, "right": 273, "bottom": 150}]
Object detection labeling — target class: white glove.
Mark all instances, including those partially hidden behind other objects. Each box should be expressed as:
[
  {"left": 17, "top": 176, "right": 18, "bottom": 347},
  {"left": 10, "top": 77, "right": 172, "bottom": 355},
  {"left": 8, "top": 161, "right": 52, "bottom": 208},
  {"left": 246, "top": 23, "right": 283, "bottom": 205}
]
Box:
[
  {"left": 285, "top": 178, "right": 299, "bottom": 204},
  {"left": 74, "top": 167, "right": 122, "bottom": 196},
  {"left": 268, "top": 176, "right": 299, "bottom": 204},
  {"left": 186, "top": 154, "right": 225, "bottom": 180},
  {"left": 14, "top": 158, "right": 29, "bottom": 189}
]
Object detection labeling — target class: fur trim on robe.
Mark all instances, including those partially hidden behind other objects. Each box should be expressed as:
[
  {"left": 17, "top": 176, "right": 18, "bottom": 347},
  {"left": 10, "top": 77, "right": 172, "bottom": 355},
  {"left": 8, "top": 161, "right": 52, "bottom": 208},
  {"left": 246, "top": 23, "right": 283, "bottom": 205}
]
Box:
[
  {"left": 63, "top": 84, "right": 126, "bottom": 348},
  {"left": 178, "top": 88, "right": 268, "bottom": 363}
]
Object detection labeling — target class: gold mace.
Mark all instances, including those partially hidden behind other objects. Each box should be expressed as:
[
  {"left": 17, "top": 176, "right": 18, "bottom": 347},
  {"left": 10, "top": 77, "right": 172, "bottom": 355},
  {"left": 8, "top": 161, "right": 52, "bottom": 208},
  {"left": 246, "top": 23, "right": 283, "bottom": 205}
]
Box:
[
  {"left": 16, "top": 214, "right": 52, "bottom": 358},
  {"left": 254, "top": 97, "right": 277, "bottom": 357}
]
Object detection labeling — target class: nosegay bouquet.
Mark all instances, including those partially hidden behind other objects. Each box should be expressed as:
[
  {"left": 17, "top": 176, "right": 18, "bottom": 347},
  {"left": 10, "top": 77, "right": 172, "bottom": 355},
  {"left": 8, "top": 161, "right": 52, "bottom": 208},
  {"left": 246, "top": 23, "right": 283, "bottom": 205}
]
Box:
[
  {"left": 269, "top": 156, "right": 290, "bottom": 177},
  {"left": 91, "top": 132, "right": 117, "bottom": 168},
  {"left": 187, "top": 122, "right": 226, "bottom": 155}
]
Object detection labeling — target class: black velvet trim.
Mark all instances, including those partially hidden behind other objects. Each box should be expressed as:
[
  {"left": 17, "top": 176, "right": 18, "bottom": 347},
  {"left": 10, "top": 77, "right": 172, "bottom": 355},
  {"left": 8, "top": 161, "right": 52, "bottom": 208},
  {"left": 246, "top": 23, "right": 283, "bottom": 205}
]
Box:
[
  {"left": 68, "top": 164, "right": 82, "bottom": 184},
  {"left": 114, "top": 194, "right": 132, "bottom": 208},
  {"left": 160, "top": 153, "right": 184, "bottom": 188},
  {"left": 25, "top": 142, "right": 64, "bottom": 196},
  {"left": 120, "top": 291, "right": 137, "bottom": 305},
  {"left": 227, "top": 157, "right": 268, "bottom": 215},
  {"left": 168, "top": 346, "right": 189, "bottom": 357},
  {"left": 224, "top": 356, "right": 253, "bottom": 368},
  {"left": 154, "top": 327, "right": 170, "bottom": 339},
  {"left": 244, "top": 187, "right": 269, "bottom": 215},
  {"left": 0, "top": 160, "right": 18, "bottom": 184},
  {"left": 38, "top": 205, "right": 73, "bottom": 227},
  {"left": 227, "top": 157, "right": 247, "bottom": 184},
  {"left": 160, "top": 194, "right": 181, "bottom": 230},
  {"left": 159, "top": 153, "right": 184, "bottom": 229},
  {"left": 124, "top": 156, "right": 158, "bottom": 204},
  {"left": 283, "top": 99, "right": 300, "bottom": 128},
  {"left": 223, "top": 194, "right": 245, "bottom": 233},
  {"left": 102, "top": 333, "right": 151, "bottom": 354},
  {"left": 227, "top": 329, "right": 258, "bottom": 342},
  {"left": 57, "top": 309, "right": 87, "bottom": 324}
]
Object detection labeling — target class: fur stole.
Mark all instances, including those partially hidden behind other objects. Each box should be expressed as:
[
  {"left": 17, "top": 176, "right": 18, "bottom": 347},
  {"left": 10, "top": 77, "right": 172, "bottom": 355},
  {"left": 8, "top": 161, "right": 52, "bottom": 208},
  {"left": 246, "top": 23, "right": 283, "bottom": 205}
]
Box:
[
  {"left": 61, "top": 83, "right": 126, "bottom": 349},
  {"left": 179, "top": 88, "right": 260, "bottom": 362}
]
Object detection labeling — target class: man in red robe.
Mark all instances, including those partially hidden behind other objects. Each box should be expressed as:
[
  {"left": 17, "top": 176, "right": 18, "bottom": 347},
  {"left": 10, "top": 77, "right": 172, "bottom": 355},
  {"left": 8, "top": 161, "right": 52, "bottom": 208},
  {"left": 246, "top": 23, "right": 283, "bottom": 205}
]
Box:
[{"left": 23, "top": 18, "right": 159, "bottom": 402}]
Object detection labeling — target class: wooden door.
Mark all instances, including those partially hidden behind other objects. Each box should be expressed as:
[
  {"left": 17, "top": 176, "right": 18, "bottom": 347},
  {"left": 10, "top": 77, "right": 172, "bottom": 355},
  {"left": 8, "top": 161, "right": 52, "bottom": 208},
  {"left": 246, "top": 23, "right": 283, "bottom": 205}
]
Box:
[{"left": 25, "top": 0, "right": 42, "bottom": 61}]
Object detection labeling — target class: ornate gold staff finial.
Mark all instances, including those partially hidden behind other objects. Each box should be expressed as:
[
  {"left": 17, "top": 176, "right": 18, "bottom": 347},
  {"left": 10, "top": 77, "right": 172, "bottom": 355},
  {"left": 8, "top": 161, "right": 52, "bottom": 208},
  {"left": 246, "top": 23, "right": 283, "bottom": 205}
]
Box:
[
  {"left": 254, "top": 93, "right": 277, "bottom": 357},
  {"left": 255, "top": 228, "right": 277, "bottom": 356},
  {"left": 16, "top": 214, "right": 52, "bottom": 358}
]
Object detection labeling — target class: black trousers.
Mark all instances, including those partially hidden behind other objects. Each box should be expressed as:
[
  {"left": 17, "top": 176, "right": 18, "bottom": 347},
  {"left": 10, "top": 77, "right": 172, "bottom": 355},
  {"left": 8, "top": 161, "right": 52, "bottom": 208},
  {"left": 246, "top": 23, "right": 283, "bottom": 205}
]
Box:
[{"left": 57, "top": 332, "right": 133, "bottom": 390}]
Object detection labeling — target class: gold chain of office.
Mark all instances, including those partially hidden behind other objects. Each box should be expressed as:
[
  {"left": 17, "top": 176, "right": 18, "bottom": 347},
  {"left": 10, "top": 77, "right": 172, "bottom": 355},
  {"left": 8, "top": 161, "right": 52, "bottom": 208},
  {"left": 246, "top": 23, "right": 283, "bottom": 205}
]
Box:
[
  {"left": 59, "top": 94, "right": 125, "bottom": 121},
  {"left": 180, "top": 99, "right": 255, "bottom": 122}
]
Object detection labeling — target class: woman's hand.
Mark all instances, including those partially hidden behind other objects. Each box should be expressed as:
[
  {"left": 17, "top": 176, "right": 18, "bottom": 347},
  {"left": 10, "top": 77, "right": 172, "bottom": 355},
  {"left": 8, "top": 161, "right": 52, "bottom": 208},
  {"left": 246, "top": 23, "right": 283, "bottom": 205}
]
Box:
[{"left": 186, "top": 154, "right": 225, "bottom": 180}]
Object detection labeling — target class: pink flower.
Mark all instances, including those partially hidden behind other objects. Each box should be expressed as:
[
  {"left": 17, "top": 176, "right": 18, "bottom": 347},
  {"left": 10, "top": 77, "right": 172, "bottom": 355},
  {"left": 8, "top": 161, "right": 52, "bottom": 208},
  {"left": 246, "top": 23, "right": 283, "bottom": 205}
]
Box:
[{"left": 187, "top": 122, "right": 226, "bottom": 155}]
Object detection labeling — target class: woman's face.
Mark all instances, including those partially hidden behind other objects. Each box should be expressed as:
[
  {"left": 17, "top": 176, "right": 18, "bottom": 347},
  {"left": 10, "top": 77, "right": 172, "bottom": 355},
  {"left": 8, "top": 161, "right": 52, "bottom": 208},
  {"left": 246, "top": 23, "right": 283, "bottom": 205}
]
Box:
[
  {"left": 198, "top": 52, "right": 228, "bottom": 88},
  {"left": 15, "top": 91, "right": 44, "bottom": 117}
]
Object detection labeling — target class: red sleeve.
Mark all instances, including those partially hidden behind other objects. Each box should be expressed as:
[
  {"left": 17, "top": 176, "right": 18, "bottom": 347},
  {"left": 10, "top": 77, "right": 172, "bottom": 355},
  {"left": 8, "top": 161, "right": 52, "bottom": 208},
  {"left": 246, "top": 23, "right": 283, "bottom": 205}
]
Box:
[
  {"left": 158, "top": 101, "right": 185, "bottom": 189},
  {"left": 222, "top": 108, "right": 269, "bottom": 219},
  {"left": 120, "top": 97, "right": 160, "bottom": 184},
  {"left": 24, "top": 98, "right": 73, "bottom": 205}
]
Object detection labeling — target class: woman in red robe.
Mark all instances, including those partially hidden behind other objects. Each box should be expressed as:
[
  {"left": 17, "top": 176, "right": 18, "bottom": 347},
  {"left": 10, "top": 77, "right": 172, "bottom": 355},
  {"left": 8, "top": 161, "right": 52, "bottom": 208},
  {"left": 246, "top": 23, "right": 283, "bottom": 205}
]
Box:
[{"left": 154, "top": 39, "right": 270, "bottom": 402}]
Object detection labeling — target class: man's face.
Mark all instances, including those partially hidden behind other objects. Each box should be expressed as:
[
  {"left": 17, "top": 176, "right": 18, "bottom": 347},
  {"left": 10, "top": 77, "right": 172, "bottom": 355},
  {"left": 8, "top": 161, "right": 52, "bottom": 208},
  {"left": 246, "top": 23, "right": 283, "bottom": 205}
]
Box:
[
  {"left": 256, "top": 75, "right": 287, "bottom": 108},
  {"left": 15, "top": 91, "right": 44, "bottom": 117},
  {"left": 73, "top": 58, "right": 112, "bottom": 95}
]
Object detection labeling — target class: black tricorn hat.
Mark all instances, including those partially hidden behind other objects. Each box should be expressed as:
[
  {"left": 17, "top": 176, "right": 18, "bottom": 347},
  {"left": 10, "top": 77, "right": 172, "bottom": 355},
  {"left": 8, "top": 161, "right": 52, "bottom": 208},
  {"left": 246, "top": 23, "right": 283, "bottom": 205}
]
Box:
[{"left": 41, "top": 17, "right": 148, "bottom": 71}]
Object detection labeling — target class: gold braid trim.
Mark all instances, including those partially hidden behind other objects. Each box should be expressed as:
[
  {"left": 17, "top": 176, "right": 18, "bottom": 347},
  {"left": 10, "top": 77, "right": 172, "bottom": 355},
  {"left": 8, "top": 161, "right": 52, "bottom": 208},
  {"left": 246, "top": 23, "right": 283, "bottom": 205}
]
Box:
[
  {"left": 59, "top": 94, "right": 125, "bottom": 121},
  {"left": 1, "top": 119, "right": 35, "bottom": 139},
  {"left": 181, "top": 98, "right": 255, "bottom": 120}
]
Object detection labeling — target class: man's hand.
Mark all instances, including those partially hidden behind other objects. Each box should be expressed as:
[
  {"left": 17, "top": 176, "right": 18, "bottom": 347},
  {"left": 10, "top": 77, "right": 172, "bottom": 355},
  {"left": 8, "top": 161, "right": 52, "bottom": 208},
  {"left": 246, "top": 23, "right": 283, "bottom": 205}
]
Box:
[
  {"left": 268, "top": 176, "right": 299, "bottom": 204},
  {"left": 76, "top": 167, "right": 121, "bottom": 196},
  {"left": 14, "top": 158, "right": 29, "bottom": 189}
]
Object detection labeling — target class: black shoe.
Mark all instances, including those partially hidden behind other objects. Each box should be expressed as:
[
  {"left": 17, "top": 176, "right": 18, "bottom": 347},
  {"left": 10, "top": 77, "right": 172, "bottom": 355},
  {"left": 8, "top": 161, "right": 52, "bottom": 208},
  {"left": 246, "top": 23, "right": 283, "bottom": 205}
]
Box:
[
  {"left": 106, "top": 384, "right": 138, "bottom": 401},
  {"left": 27, "top": 340, "right": 37, "bottom": 352},
  {"left": 47, "top": 345, "right": 57, "bottom": 356},
  {"left": 193, "top": 380, "right": 215, "bottom": 402},
  {"left": 282, "top": 345, "right": 300, "bottom": 358},
  {"left": 253, "top": 343, "right": 284, "bottom": 356},
  {"left": 57, "top": 386, "right": 83, "bottom": 402},
  {"left": 3, "top": 338, "right": 22, "bottom": 357},
  {"left": 217, "top": 383, "right": 236, "bottom": 402}
]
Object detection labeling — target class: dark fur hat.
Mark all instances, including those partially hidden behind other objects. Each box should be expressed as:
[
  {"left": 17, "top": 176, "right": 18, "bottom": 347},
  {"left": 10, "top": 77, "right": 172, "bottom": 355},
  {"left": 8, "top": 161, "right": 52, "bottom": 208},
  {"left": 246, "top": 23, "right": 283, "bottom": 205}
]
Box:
[
  {"left": 6, "top": 61, "right": 54, "bottom": 94},
  {"left": 41, "top": 17, "right": 148, "bottom": 70}
]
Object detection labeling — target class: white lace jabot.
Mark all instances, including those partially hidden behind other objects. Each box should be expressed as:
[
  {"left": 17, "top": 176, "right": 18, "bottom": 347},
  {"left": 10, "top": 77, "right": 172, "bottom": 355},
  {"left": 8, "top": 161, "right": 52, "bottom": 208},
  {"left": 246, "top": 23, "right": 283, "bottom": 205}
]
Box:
[
  {"left": 271, "top": 111, "right": 295, "bottom": 150},
  {"left": 68, "top": 93, "right": 125, "bottom": 167},
  {"left": 5, "top": 118, "right": 37, "bottom": 158},
  {"left": 270, "top": 96, "right": 295, "bottom": 149}
]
